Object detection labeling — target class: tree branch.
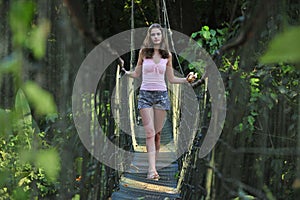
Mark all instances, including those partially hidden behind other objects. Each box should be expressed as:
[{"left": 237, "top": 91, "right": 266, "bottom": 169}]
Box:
[{"left": 63, "top": 0, "right": 101, "bottom": 45}]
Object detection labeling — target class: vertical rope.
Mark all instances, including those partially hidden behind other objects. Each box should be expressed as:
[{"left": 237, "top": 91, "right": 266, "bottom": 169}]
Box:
[
  {"left": 156, "top": 0, "right": 162, "bottom": 25},
  {"left": 130, "top": 0, "right": 135, "bottom": 69},
  {"left": 161, "top": 0, "right": 184, "bottom": 75},
  {"left": 129, "top": 0, "right": 138, "bottom": 149}
]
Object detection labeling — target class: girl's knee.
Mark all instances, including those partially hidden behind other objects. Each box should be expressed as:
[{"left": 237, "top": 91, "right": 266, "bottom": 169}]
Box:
[
  {"left": 145, "top": 129, "right": 155, "bottom": 139},
  {"left": 146, "top": 135, "right": 155, "bottom": 140}
]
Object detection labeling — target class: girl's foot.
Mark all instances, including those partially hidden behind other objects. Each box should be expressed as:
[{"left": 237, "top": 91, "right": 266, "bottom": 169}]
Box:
[{"left": 147, "top": 171, "right": 160, "bottom": 180}]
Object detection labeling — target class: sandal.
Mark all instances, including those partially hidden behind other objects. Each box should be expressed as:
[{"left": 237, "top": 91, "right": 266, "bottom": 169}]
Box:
[
  {"left": 154, "top": 172, "right": 160, "bottom": 179},
  {"left": 147, "top": 172, "right": 160, "bottom": 180}
]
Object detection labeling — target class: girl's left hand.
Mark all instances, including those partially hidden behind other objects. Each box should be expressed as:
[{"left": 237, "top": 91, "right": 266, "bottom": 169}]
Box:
[{"left": 186, "top": 72, "right": 197, "bottom": 83}]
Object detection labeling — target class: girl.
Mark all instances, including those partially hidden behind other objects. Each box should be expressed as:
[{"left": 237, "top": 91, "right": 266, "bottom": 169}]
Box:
[{"left": 122, "top": 23, "right": 196, "bottom": 179}]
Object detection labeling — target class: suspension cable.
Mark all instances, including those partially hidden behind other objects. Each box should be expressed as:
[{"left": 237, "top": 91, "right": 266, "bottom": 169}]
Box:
[
  {"left": 130, "top": 0, "right": 135, "bottom": 69},
  {"left": 162, "top": 0, "right": 184, "bottom": 75}
]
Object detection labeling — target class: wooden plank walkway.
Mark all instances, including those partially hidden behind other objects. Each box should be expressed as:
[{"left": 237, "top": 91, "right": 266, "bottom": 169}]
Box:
[{"left": 111, "top": 119, "right": 181, "bottom": 200}]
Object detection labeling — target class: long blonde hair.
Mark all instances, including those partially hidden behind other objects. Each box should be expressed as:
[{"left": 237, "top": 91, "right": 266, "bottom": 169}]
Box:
[{"left": 141, "top": 23, "right": 170, "bottom": 59}]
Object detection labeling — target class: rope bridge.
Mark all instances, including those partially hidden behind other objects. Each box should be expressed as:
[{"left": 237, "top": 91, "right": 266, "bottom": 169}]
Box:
[
  {"left": 111, "top": 119, "right": 181, "bottom": 200},
  {"left": 111, "top": 1, "right": 204, "bottom": 199}
]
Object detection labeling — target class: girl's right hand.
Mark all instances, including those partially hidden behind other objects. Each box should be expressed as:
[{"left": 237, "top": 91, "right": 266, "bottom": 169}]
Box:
[{"left": 121, "top": 67, "right": 129, "bottom": 75}]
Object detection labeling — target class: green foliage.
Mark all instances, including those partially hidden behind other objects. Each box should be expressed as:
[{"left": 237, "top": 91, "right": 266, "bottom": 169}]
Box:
[
  {"left": 12, "top": 187, "right": 30, "bottom": 200},
  {"left": 0, "top": 109, "right": 13, "bottom": 137},
  {"left": 9, "top": 0, "right": 35, "bottom": 48},
  {"left": 0, "top": 54, "right": 21, "bottom": 75},
  {"left": 0, "top": 90, "right": 60, "bottom": 198},
  {"left": 72, "top": 194, "right": 80, "bottom": 200},
  {"left": 35, "top": 149, "right": 60, "bottom": 182},
  {"left": 9, "top": 0, "right": 51, "bottom": 59},
  {"left": 15, "top": 89, "right": 32, "bottom": 127},
  {"left": 188, "top": 21, "right": 299, "bottom": 199},
  {"left": 233, "top": 63, "right": 299, "bottom": 135},
  {"left": 23, "top": 81, "right": 57, "bottom": 116},
  {"left": 20, "top": 149, "right": 61, "bottom": 183},
  {"left": 27, "top": 20, "right": 51, "bottom": 59},
  {"left": 221, "top": 49, "right": 299, "bottom": 200},
  {"left": 261, "top": 27, "right": 300, "bottom": 66},
  {"left": 0, "top": 0, "right": 60, "bottom": 199},
  {"left": 191, "top": 25, "right": 227, "bottom": 55},
  {"left": 179, "top": 25, "right": 227, "bottom": 75}
]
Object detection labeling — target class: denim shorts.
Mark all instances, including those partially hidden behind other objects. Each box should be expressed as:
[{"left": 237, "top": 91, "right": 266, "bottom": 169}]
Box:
[{"left": 138, "top": 90, "right": 170, "bottom": 110}]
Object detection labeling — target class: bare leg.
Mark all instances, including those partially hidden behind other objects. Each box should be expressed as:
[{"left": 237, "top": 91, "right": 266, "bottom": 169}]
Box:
[
  {"left": 153, "top": 109, "right": 166, "bottom": 161},
  {"left": 139, "top": 108, "right": 157, "bottom": 176},
  {"left": 155, "top": 132, "right": 161, "bottom": 155}
]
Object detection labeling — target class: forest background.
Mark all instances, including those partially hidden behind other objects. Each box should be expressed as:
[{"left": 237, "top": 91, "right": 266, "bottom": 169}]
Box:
[{"left": 0, "top": 0, "right": 299, "bottom": 199}]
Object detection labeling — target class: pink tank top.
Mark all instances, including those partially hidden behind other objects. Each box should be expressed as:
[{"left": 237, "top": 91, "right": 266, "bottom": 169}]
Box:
[{"left": 140, "top": 58, "right": 168, "bottom": 91}]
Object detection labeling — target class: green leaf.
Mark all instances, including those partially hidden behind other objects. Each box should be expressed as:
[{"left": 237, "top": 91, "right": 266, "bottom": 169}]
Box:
[
  {"left": 238, "top": 123, "right": 244, "bottom": 132},
  {"left": 0, "top": 54, "right": 21, "bottom": 75},
  {"left": 202, "top": 30, "right": 211, "bottom": 40},
  {"left": 210, "top": 29, "right": 216, "bottom": 37},
  {"left": 247, "top": 115, "right": 255, "bottom": 127},
  {"left": 250, "top": 78, "right": 260, "bottom": 86},
  {"left": 72, "top": 195, "right": 80, "bottom": 200},
  {"left": 0, "top": 170, "right": 9, "bottom": 187},
  {"left": 191, "top": 31, "right": 200, "bottom": 39},
  {"left": 19, "top": 149, "right": 34, "bottom": 164},
  {"left": 0, "top": 109, "right": 13, "bottom": 136},
  {"left": 27, "top": 20, "right": 51, "bottom": 59},
  {"left": 18, "top": 176, "right": 31, "bottom": 187},
  {"left": 9, "top": 0, "right": 35, "bottom": 46},
  {"left": 15, "top": 89, "right": 32, "bottom": 127},
  {"left": 35, "top": 149, "right": 60, "bottom": 182},
  {"left": 270, "top": 93, "right": 278, "bottom": 103},
  {"left": 197, "top": 40, "right": 203, "bottom": 47},
  {"left": 260, "top": 95, "right": 274, "bottom": 109},
  {"left": 217, "top": 28, "right": 224, "bottom": 35},
  {"left": 210, "top": 38, "right": 217, "bottom": 46},
  {"left": 260, "top": 27, "right": 300, "bottom": 64},
  {"left": 23, "top": 81, "right": 57, "bottom": 115},
  {"left": 12, "top": 187, "right": 30, "bottom": 200},
  {"left": 202, "top": 26, "right": 209, "bottom": 31},
  {"left": 278, "top": 85, "right": 288, "bottom": 94}
]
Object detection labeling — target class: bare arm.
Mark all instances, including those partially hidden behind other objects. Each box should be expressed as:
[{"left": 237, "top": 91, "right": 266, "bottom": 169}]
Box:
[{"left": 122, "top": 50, "right": 143, "bottom": 78}]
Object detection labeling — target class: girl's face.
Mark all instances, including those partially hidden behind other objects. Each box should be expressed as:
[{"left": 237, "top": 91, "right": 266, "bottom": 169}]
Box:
[{"left": 150, "top": 28, "right": 162, "bottom": 45}]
